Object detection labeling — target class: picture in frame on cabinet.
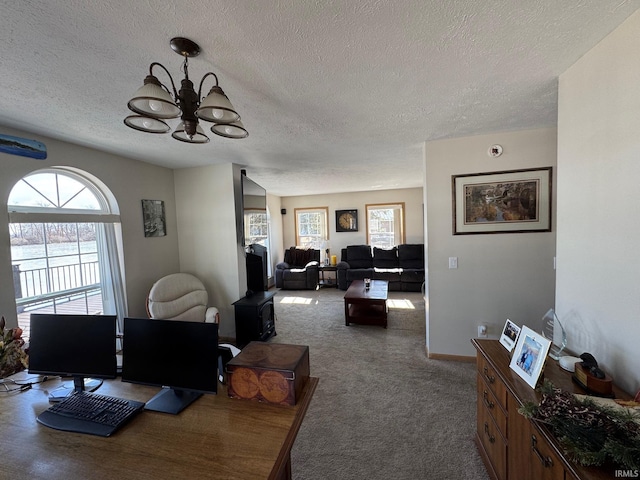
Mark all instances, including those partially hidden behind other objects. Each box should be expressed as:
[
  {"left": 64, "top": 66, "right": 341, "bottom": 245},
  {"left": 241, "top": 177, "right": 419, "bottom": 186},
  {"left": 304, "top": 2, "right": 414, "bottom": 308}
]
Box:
[
  {"left": 509, "top": 325, "right": 552, "bottom": 389},
  {"left": 499, "top": 319, "right": 521, "bottom": 352}
]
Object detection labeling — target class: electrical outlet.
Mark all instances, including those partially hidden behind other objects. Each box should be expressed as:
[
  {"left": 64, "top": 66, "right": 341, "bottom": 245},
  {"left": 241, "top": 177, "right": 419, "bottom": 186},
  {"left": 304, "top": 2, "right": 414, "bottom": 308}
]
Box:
[{"left": 478, "top": 325, "right": 488, "bottom": 338}]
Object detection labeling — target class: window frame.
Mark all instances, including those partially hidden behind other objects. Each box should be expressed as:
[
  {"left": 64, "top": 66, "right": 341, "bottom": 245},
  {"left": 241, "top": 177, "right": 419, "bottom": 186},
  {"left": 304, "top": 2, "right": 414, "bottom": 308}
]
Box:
[
  {"left": 365, "top": 202, "right": 406, "bottom": 248},
  {"left": 7, "top": 168, "right": 125, "bottom": 340},
  {"left": 294, "top": 207, "right": 329, "bottom": 248}
]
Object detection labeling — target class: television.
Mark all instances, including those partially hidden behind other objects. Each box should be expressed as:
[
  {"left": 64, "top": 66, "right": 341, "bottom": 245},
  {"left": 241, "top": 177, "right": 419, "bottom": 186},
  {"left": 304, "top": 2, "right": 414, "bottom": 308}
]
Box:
[
  {"left": 241, "top": 171, "right": 267, "bottom": 247},
  {"left": 121, "top": 317, "right": 219, "bottom": 414},
  {"left": 28, "top": 314, "right": 117, "bottom": 394}
]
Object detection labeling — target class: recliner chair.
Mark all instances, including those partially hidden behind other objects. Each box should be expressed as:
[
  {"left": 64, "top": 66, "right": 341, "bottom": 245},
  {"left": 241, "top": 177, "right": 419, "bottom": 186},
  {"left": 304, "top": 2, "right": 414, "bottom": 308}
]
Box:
[{"left": 275, "top": 247, "right": 320, "bottom": 290}]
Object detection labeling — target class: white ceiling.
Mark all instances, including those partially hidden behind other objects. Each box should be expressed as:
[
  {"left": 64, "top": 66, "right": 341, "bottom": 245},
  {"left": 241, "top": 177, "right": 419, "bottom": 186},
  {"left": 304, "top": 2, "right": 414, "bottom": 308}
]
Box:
[{"left": 0, "top": 1, "right": 638, "bottom": 196}]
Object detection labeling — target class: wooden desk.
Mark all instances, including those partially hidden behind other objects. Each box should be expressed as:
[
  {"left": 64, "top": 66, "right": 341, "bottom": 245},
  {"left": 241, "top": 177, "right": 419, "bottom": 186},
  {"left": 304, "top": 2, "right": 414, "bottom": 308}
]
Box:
[{"left": 0, "top": 374, "right": 318, "bottom": 480}]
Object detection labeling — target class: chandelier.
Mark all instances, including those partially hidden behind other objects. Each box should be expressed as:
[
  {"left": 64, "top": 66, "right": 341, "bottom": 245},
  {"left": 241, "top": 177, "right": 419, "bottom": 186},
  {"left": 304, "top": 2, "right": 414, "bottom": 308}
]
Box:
[{"left": 124, "top": 37, "right": 248, "bottom": 144}]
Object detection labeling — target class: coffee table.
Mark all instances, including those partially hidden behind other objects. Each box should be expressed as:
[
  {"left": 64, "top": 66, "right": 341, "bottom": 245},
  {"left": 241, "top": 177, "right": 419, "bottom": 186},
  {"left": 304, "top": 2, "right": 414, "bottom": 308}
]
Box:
[{"left": 343, "top": 280, "right": 389, "bottom": 328}]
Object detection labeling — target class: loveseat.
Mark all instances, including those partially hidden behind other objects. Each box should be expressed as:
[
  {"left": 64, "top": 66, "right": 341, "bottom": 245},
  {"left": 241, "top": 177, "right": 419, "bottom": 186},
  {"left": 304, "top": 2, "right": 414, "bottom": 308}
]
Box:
[
  {"left": 275, "top": 247, "right": 320, "bottom": 290},
  {"left": 337, "top": 244, "right": 424, "bottom": 291}
]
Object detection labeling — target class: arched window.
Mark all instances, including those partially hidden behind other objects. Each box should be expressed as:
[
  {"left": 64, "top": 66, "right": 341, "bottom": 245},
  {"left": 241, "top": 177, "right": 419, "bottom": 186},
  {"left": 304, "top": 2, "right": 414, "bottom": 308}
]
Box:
[{"left": 8, "top": 168, "right": 126, "bottom": 340}]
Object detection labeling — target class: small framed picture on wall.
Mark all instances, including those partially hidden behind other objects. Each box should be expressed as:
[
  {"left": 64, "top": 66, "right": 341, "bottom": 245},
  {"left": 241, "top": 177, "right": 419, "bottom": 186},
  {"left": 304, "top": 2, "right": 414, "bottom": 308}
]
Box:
[{"left": 142, "top": 199, "right": 166, "bottom": 237}]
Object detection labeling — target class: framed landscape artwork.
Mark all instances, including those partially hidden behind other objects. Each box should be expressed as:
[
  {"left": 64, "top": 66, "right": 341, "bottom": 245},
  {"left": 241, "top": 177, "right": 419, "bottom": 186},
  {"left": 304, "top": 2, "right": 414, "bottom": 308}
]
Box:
[{"left": 452, "top": 167, "right": 552, "bottom": 234}]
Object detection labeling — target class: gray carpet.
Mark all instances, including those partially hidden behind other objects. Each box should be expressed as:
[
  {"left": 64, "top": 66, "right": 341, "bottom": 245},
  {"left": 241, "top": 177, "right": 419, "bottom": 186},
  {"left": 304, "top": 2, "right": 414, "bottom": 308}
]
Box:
[{"left": 270, "top": 288, "right": 490, "bottom": 480}]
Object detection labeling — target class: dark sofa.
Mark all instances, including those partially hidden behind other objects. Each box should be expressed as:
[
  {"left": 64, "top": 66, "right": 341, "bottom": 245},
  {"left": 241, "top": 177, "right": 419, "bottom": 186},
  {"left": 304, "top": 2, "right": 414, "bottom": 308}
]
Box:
[
  {"left": 275, "top": 247, "right": 320, "bottom": 290},
  {"left": 337, "top": 244, "right": 424, "bottom": 291}
]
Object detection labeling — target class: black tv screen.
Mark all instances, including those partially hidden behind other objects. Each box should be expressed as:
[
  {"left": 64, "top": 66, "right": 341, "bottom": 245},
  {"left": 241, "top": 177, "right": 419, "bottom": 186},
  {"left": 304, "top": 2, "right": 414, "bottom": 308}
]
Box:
[{"left": 28, "top": 314, "right": 117, "bottom": 379}]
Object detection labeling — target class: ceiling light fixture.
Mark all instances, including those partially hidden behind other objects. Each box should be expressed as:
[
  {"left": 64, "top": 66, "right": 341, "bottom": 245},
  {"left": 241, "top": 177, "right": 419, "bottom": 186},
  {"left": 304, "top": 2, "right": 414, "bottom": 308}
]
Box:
[{"left": 124, "top": 37, "right": 248, "bottom": 144}]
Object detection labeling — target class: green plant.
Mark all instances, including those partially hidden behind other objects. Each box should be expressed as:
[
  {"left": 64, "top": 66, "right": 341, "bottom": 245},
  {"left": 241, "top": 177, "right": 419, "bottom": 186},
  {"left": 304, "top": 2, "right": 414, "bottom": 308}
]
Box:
[{"left": 520, "top": 379, "right": 640, "bottom": 470}]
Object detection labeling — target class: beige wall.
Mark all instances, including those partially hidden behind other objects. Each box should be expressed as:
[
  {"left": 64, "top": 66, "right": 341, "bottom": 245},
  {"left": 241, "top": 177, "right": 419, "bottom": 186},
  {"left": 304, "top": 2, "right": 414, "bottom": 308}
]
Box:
[
  {"left": 424, "top": 128, "right": 558, "bottom": 357},
  {"left": 174, "top": 163, "right": 246, "bottom": 338},
  {"left": 0, "top": 126, "right": 179, "bottom": 328},
  {"left": 556, "top": 11, "right": 640, "bottom": 394},
  {"left": 278, "top": 187, "right": 424, "bottom": 263}
]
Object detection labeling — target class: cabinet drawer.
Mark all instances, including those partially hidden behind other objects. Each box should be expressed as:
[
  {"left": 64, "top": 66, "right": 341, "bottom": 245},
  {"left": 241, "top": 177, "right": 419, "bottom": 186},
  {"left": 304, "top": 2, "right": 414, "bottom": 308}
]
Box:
[
  {"left": 477, "top": 373, "right": 507, "bottom": 440},
  {"left": 477, "top": 398, "right": 507, "bottom": 480},
  {"left": 529, "top": 429, "right": 565, "bottom": 480},
  {"left": 477, "top": 355, "right": 507, "bottom": 410}
]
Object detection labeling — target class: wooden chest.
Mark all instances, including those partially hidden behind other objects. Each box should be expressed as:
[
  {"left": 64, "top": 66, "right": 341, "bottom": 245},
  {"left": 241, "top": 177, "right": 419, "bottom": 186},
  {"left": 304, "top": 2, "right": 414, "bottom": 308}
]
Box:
[{"left": 226, "top": 342, "right": 310, "bottom": 406}]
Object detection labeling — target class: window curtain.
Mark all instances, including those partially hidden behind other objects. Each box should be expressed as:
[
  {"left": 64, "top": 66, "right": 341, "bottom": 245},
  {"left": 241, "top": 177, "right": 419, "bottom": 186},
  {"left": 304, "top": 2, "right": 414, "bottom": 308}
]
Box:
[{"left": 97, "top": 223, "right": 127, "bottom": 347}]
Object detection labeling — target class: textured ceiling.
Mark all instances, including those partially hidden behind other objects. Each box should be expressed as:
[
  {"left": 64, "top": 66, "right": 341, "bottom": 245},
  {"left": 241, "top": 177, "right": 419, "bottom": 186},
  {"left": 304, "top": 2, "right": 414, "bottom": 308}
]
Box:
[{"left": 0, "top": 1, "right": 638, "bottom": 196}]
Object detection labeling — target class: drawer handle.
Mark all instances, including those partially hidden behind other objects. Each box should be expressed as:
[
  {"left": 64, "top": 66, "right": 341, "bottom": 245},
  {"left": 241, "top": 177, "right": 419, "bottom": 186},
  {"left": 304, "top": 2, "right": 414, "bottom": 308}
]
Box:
[
  {"left": 483, "top": 366, "right": 495, "bottom": 384},
  {"left": 482, "top": 390, "right": 495, "bottom": 409},
  {"left": 531, "top": 435, "right": 554, "bottom": 468},
  {"left": 484, "top": 422, "right": 496, "bottom": 444}
]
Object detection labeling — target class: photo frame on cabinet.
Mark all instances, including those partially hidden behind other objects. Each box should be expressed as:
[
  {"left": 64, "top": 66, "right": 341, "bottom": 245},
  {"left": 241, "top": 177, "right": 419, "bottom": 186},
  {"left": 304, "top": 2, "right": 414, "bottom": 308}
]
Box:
[
  {"left": 499, "top": 319, "right": 521, "bottom": 352},
  {"left": 509, "top": 325, "right": 552, "bottom": 389},
  {"left": 452, "top": 167, "right": 552, "bottom": 234}
]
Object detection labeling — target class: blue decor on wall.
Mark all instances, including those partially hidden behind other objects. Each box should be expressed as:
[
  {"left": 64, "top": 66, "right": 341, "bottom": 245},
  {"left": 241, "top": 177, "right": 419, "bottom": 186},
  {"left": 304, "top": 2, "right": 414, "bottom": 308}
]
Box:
[{"left": 0, "top": 133, "right": 47, "bottom": 160}]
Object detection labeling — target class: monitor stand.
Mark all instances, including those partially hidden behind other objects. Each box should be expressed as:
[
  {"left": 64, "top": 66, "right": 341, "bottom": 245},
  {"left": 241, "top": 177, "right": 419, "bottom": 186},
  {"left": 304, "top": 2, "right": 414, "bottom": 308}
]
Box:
[
  {"left": 48, "top": 377, "right": 103, "bottom": 402},
  {"left": 144, "top": 387, "right": 202, "bottom": 415}
]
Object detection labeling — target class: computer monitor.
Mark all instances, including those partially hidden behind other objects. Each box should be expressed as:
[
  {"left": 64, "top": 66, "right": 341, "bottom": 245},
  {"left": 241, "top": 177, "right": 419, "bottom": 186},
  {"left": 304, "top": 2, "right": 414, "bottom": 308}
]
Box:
[
  {"left": 121, "top": 317, "right": 219, "bottom": 414},
  {"left": 28, "top": 314, "right": 117, "bottom": 393}
]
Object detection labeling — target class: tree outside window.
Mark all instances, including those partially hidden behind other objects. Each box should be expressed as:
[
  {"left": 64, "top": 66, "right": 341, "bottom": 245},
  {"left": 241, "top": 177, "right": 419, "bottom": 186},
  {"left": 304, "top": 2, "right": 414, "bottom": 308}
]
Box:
[{"left": 7, "top": 169, "right": 125, "bottom": 340}]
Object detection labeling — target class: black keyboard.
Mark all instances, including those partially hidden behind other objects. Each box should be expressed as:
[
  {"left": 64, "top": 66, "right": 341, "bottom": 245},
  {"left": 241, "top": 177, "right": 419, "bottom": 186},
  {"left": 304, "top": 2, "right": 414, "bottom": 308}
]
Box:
[{"left": 37, "top": 391, "right": 145, "bottom": 437}]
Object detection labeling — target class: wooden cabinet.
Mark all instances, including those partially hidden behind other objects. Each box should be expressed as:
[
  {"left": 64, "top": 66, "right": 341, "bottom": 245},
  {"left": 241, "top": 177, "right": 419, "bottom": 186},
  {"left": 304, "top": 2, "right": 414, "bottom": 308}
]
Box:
[
  {"left": 507, "top": 394, "right": 565, "bottom": 480},
  {"left": 472, "top": 339, "right": 630, "bottom": 480}
]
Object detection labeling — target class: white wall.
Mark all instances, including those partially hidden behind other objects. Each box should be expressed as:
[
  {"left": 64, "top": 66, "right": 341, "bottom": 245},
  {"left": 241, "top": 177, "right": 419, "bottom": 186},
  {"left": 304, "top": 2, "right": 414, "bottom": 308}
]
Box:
[
  {"left": 279, "top": 188, "right": 424, "bottom": 262},
  {"left": 425, "top": 128, "right": 557, "bottom": 357},
  {"left": 556, "top": 11, "right": 640, "bottom": 394},
  {"left": 174, "top": 163, "right": 246, "bottom": 338},
  {"left": 0, "top": 126, "right": 180, "bottom": 327}
]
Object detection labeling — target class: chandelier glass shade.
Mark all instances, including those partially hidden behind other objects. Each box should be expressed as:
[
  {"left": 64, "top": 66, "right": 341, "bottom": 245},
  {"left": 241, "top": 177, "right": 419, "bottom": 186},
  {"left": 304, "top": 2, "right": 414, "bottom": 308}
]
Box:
[
  {"left": 124, "top": 37, "right": 247, "bottom": 144},
  {"left": 211, "top": 120, "right": 249, "bottom": 139}
]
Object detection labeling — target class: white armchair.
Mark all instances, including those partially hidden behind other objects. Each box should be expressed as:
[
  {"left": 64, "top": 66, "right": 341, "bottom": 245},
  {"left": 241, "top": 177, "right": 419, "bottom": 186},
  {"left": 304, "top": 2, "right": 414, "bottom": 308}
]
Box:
[{"left": 146, "top": 273, "right": 220, "bottom": 324}]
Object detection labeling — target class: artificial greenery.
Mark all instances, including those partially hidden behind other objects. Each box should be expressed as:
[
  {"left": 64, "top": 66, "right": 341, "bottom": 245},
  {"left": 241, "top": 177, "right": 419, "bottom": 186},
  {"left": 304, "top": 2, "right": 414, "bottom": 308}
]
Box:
[
  {"left": 0, "top": 316, "right": 28, "bottom": 378},
  {"left": 519, "top": 379, "right": 640, "bottom": 470}
]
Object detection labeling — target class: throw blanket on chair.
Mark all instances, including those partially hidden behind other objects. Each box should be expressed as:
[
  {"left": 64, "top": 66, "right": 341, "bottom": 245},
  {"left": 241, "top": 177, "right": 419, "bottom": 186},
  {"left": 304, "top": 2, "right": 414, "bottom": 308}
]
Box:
[{"left": 284, "top": 247, "right": 317, "bottom": 267}]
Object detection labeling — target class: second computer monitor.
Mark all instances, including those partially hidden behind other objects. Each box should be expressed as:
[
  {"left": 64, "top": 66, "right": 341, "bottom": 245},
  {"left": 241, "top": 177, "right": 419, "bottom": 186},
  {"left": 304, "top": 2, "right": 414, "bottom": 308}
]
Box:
[{"left": 121, "top": 317, "right": 219, "bottom": 414}]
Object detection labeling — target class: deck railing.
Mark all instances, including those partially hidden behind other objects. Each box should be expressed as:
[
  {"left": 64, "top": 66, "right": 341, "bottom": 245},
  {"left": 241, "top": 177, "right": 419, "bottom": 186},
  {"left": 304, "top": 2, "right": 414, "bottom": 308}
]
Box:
[{"left": 14, "top": 261, "right": 100, "bottom": 299}]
